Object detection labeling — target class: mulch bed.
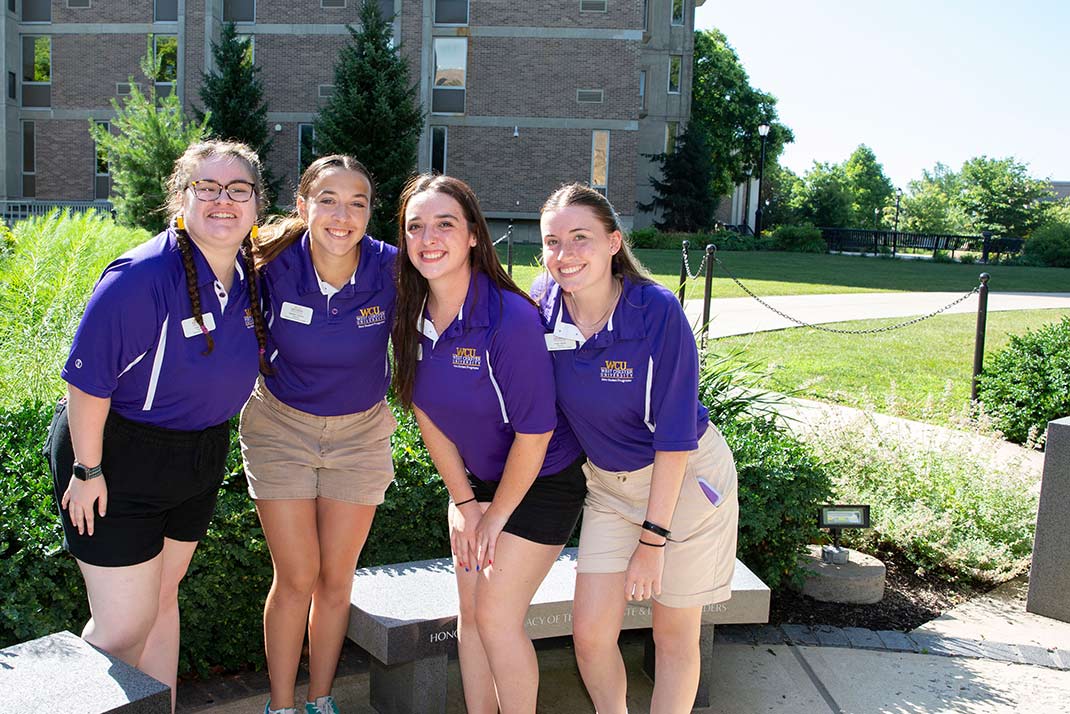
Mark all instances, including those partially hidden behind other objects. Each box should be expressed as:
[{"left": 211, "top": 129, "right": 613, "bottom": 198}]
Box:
[{"left": 768, "top": 547, "right": 990, "bottom": 632}]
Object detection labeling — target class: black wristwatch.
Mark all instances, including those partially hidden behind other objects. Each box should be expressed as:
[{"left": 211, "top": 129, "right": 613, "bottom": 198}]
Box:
[{"left": 72, "top": 461, "right": 104, "bottom": 481}]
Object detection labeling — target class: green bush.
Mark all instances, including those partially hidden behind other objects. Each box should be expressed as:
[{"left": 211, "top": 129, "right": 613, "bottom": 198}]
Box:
[
  {"left": 1023, "top": 223, "right": 1070, "bottom": 268},
  {"left": 932, "top": 250, "right": 956, "bottom": 263},
  {"left": 976, "top": 316, "right": 1070, "bottom": 445},
  {"left": 771, "top": 223, "right": 826, "bottom": 253},
  {"left": 628, "top": 228, "right": 772, "bottom": 252}
]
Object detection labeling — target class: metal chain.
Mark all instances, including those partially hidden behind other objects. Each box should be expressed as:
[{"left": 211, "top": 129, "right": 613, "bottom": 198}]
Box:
[
  {"left": 493, "top": 233, "right": 509, "bottom": 246},
  {"left": 681, "top": 246, "right": 708, "bottom": 280},
  {"left": 711, "top": 254, "right": 981, "bottom": 335}
]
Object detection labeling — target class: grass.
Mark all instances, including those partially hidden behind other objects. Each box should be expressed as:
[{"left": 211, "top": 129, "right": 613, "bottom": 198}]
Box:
[
  {"left": 498, "top": 245, "right": 1070, "bottom": 300},
  {"left": 711, "top": 308, "right": 1070, "bottom": 425}
]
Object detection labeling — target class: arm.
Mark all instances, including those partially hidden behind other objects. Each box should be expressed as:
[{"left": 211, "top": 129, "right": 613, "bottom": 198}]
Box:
[
  {"left": 61, "top": 384, "right": 112, "bottom": 536},
  {"left": 625, "top": 450, "right": 689, "bottom": 601},
  {"left": 413, "top": 405, "right": 482, "bottom": 572}
]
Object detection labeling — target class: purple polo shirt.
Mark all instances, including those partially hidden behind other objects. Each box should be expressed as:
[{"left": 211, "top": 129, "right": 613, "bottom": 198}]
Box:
[
  {"left": 62, "top": 229, "right": 260, "bottom": 431},
  {"left": 413, "top": 271, "right": 582, "bottom": 482},
  {"left": 261, "top": 233, "right": 396, "bottom": 416},
  {"left": 538, "top": 277, "right": 709, "bottom": 472}
]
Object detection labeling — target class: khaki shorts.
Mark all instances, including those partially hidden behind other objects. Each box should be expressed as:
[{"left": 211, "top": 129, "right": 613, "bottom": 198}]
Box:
[
  {"left": 239, "top": 379, "right": 397, "bottom": 504},
  {"left": 578, "top": 426, "right": 739, "bottom": 608}
]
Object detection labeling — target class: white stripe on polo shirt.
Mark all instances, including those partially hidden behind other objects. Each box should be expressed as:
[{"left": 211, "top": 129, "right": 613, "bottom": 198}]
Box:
[
  {"left": 484, "top": 350, "right": 509, "bottom": 424},
  {"left": 644, "top": 355, "right": 655, "bottom": 432},
  {"left": 142, "top": 316, "right": 169, "bottom": 411},
  {"left": 118, "top": 350, "right": 148, "bottom": 378}
]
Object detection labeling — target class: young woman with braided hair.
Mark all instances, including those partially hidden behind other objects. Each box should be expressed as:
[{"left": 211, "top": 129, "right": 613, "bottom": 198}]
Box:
[
  {"left": 45, "top": 140, "right": 267, "bottom": 713},
  {"left": 239, "top": 155, "right": 397, "bottom": 714}
]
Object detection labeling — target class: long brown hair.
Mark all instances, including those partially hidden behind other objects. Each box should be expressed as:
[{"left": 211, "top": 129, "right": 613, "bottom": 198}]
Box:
[
  {"left": 253, "top": 154, "right": 376, "bottom": 268},
  {"left": 538, "top": 183, "right": 654, "bottom": 298},
  {"left": 391, "top": 174, "right": 534, "bottom": 409},
  {"left": 166, "top": 140, "right": 270, "bottom": 373}
]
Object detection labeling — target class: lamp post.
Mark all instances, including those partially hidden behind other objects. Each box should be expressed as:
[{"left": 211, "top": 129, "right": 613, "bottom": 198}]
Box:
[
  {"left": 892, "top": 188, "right": 903, "bottom": 257},
  {"left": 754, "top": 123, "right": 770, "bottom": 237}
]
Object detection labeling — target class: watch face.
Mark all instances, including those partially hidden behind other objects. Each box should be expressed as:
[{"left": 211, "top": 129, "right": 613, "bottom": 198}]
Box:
[{"left": 73, "top": 464, "right": 88, "bottom": 480}]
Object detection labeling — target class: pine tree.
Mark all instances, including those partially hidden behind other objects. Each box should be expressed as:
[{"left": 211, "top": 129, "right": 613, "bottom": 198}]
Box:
[
  {"left": 314, "top": 0, "right": 423, "bottom": 242},
  {"left": 638, "top": 124, "right": 715, "bottom": 232},
  {"left": 89, "top": 41, "right": 206, "bottom": 233},
  {"left": 197, "top": 23, "right": 277, "bottom": 202}
]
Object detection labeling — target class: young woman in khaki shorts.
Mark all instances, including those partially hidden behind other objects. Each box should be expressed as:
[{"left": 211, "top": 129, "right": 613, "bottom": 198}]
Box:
[
  {"left": 240, "top": 156, "right": 398, "bottom": 714},
  {"left": 536, "top": 184, "right": 739, "bottom": 713}
]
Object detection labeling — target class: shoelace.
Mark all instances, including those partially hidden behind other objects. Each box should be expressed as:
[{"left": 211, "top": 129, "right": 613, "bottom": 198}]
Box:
[{"left": 307, "top": 696, "right": 338, "bottom": 714}]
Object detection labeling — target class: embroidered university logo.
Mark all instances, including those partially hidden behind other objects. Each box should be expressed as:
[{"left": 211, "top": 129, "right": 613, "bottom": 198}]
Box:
[
  {"left": 452, "top": 347, "right": 481, "bottom": 370},
  {"left": 356, "top": 305, "right": 387, "bottom": 328},
  {"left": 243, "top": 308, "right": 255, "bottom": 329},
  {"left": 600, "top": 359, "right": 633, "bottom": 383}
]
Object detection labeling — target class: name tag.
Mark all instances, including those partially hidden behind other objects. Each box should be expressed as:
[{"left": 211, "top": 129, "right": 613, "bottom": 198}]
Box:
[
  {"left": 182, "top": 312, "right": 216, "bottom": 338},
  {"left": 545, "top": 333, "right": 578, "bottom": 351},
  {"left": 417, "top": 344, "right": 423, "bottom": 361},
  {"left": 280, "top": 301, "right": 314, "bottom": 325}
]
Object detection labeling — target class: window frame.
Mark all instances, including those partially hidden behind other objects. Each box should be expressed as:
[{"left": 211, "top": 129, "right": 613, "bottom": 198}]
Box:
[
  {"left": 22, "top": 35, "right": 51, "bottom": 84},
  {"left": 152, "top": 34, "right": 179, "bottom": 86},
  {"left": 639, "top": 70, "right": 646, "bottom": 111},
  {"left": 667, "top": 55, "right": 681, "bottom": 94},
  {"left": 430, "top": 125, "right": 448, "bottom": 175},
  {"left": 154, "top": 0, "right": 178, "bottom": 22},
  {"left": 22, "top": 120, "right": 36, "bottom": 198},
  {"left": 318, "top": 84, "right": 335, "bottom": 98},
  {"left": 321, "top": 0, "right": 347, "bottom": 7},
  {"left": 576, "top": 88, "right": 605, "bottom": 104},
  {"left": 590, "top": 130, "right": 610, "bottom": 195},
  {"left": 66, "top": 0, "right": 92, "bottom": 8},
  {"left": 579, "top": 0, "right": 608, "bottom": 13},
  {"left": 433, "top": 0, "right": 469, "bottom": 26},
  {"left": 21, "top": 0, "right": 51, "bottom": 23},
  {"left": 671, "top": 0, "right": 685, "bottom": 26},
  {"left": 223, "top": 0, "right": 256, "bottom": 24},
  {"left": 7, "top": 71, "right": 16, "bottom": 100},
  {"left": 431, "top": 37, "right": 467, "bottom": 115}
]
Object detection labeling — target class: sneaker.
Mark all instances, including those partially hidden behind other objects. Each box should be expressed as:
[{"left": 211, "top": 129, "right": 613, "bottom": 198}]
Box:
[
  {"left": 305, "top": 695, "right": 339, "bottom": 714},
  {"left": 264, "top": 700, "right": 297, "bottom": 714}
]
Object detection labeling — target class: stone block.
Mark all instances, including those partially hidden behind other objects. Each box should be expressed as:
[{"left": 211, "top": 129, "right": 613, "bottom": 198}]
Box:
[
  {"left": 0, "top": 631, "right": 169, "bottom": 713},
  {"left": 1018, "top": 644, "right": 1061, "bottom": 669},
  {"left": 842, "top": 627, "right": 884, "bottom": 650},
  {"left": 813, "top": 626, "right": 849, "bottom": 647},
  {"left": 1027, "top": 417, "right": 1070, "bottom": 623},
  {"left": 780, "top": 624, "right": 819, "bottom": 646},
  {"left": 798, "top": 545, "right": 886, "bottom": 604},
  {"left": 369, "top": 654, "right": 447, "bottom": 714},
  {"left": 874, "top": 630, "right": 921, "bottom": 652}
]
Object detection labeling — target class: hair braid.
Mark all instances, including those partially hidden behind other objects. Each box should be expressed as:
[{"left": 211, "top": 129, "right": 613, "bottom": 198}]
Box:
[
  {"left": 175, "top": 228, "right": 214, "bottom": 355},
  {"left": 241, "top": 236, "right": 272, "bottom": 375}
]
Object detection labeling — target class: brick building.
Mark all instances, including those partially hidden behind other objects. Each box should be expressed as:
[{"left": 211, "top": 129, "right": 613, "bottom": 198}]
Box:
[{"left": 2, "top": 0, "right": 702, "bottom": 232}]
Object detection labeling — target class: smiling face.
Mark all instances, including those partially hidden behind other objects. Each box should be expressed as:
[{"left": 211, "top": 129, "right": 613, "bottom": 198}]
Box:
[
  {"left": 297, "top": 168, "right": 372, "bottom": 267},
  {"left": 181, "top": 155, "right": 259, "bottom": 255},
  {"left": 403, "top": 189, "right": 477, "bottom": 288},
  {"left": 540, "top": 204, "right": 621, "bottom": 296}
]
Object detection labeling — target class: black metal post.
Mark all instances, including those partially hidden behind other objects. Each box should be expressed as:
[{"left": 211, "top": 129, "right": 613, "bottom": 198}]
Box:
[
  {"left": 892, "top": 190, "right": 902, "bottom": 257},
  {"left": 981, "top": 230, "right": 992, "bottom": 264},
  {"left": 506, "top": 221, "right": 514, "bottom": 276},
  {"left": 677, "top": 239, "right": 689, "bottom": 304},
  {"left": 754, "top": 132, "right": 769, "bottom": 238},
  {"left": 971, "top": 273, "right": 990, "bottom": 401},
  {"left": 700, "top": 245, "right": 715, "bottom": 349}
]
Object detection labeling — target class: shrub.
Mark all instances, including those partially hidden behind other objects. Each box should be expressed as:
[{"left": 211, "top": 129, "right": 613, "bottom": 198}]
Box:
[
  {"left": 811, "top": 415, "right": 1038, "bottom": 583},
  {"left": 1023, "top": 223, "right": 1070, "bottom": 268},
  {"left": 771, "top": 223, "right": 826, "bottom": 253},
  {"left": 976, "top": 316, "right": 1070, "bottom": 445},
  {"left": 628, "top": 228, "right": 772, "bottom": 252},
  {"left": 932, "top": 250, "right": 956, "bottom": 263}
]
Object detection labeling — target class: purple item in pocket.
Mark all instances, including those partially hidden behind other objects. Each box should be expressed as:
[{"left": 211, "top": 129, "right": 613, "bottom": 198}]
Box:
[{"left": 697, "top": 476, "right": 722, "bottom": 507}]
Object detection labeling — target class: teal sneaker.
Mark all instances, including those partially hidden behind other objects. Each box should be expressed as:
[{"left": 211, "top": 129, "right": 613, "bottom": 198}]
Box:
[
  {"left": 265, "top": 700, "right": 297, "bottom": 714},
  {"left": 305, "top": 696, "right": 339, "bottom": 714}
]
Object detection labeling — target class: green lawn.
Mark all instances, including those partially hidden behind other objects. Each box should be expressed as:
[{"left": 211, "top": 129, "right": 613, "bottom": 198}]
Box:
[
  {"left": 499, "top": 245, "right": 1070, "bottom": 300},
  {"left": 711, "top": 308, "right": 1070, "bottom": 425}
]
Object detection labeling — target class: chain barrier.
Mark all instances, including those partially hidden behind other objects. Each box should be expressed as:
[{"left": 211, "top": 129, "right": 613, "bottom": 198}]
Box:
[
  {"left": 705, "top": 247, "right": 981, "bottom": 335},
  {"left": 681, "top": 245, "right": 709, "bottom": 280},
  {"left": 493, "top": 233, "right": 508, "bottom": 246}
]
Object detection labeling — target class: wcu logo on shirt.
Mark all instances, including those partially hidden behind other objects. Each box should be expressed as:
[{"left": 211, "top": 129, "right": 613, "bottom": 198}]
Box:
[
  {"left": 452, "top": 347, "right": 481, "bottom": 370},
  {"left": 356, "top": 305, "right": 386, "bottom": 328},
  {"left": 600, "top": 359, "right": 634, "bottom": 383}
]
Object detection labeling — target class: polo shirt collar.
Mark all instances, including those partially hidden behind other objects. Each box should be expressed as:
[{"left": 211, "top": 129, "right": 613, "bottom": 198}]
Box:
[
  {"left": 298, "top": 232, "right": 380, "bottom": 297},
  {"left": 548, "top": 276, "right": 644, "bottom": 346},
  {"left": 169, "top": 228, "right": 245, "bottom": 290},
  {"left": 415, "top": 269, "right": 493, "bottom": 342}
]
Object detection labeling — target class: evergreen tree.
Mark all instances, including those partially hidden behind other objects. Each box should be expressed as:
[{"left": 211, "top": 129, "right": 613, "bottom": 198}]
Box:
[
  {"left": 314, "top": 0, "right": 423, "bottom": 242},
  {"left": 637, "top": 124, "right": 715, "bottom": 232},
  {"left": 89, "top": 41, "right": 206, "bottom": 233},
  {"left": 197, "top": 23, "right": 277, "bottom": 202}
]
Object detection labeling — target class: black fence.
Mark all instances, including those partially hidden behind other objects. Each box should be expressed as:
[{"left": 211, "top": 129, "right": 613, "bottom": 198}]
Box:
[{"left": 820, "top": 228, "right": 1024, "bottom": 260}]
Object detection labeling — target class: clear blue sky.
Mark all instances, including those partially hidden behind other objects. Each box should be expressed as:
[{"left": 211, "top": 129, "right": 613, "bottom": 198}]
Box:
[{"left": 695, "top": 0, "right": 1069, "bottom": 189}]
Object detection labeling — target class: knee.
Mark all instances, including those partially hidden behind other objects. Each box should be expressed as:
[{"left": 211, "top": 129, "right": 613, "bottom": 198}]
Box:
[
  {"left": 652, "top": 624, "right": 700, "bottom": 662},
  {"left": 572, "top": 617, "right": 616, "bottom": 663},
  {"left": 86, "top": 610, "right": 156, "bottom": 657},
  {"left": 315, "top": 565, "right": 355, "bottom": 608},
  {"left": 273, "top": 562, "right": 320, "bottom": 602}
]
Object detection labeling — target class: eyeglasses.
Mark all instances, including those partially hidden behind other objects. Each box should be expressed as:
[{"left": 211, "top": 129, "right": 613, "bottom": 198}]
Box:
[{"left": 188, "top": 179, "right": 256, "bottom": 203}]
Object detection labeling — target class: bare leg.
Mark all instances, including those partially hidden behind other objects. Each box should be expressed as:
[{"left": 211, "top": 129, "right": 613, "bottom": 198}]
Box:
[
  {"left": 473, "top": 533, "right": 563, "bottom": 714},
  {"left": 77, "top": 553, "right": 164, "bottom": 667},
  {"left": 650, "top": 602, "right": 702, "bottom": 714},
  {"left": 136, "top": 538, "right": 199, "bottom": 713},
  {"left": 257, "top": 499, "right": 321, "bottom": 709},
  {"left": 572, "top": 572, "right": 628, "bottom": 714},
  {"left": 306, "top": 498, "right": 376, "bottom": 701},
  {"left": 454, "top": 503, "right": 499, "bottom": 714}
]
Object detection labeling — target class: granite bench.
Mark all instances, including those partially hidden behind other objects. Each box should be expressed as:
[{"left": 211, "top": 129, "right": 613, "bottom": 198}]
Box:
[
  {"left": 0, "top": 630, "right": 170, "bottom": 713},
  {"left": 347, "top": 547, "right": 770, "bottom": 714}
]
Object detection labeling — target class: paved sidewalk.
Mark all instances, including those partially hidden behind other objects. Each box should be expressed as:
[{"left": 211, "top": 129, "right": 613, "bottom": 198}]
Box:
[{"left": 683, "top": 291, "right": 1070, "bottom": 338}]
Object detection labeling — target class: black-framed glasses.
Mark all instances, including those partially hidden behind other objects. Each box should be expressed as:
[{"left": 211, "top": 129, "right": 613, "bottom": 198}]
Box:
[{"left": 188, "top": 179, "right": 256, "bottom": 203}]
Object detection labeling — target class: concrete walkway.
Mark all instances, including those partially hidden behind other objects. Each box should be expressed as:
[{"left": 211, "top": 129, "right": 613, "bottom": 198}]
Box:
[{"left": 683, "top": 291, "right": 1070, "bottom": 338}]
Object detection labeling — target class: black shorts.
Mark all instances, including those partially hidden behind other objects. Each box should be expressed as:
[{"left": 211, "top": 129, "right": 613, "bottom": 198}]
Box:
[
  {"left": 45, "top": 399, "right": 231, "bottom": 568},
  {"left": 467, "top": 454, "right": 587, "bottom": 546}
]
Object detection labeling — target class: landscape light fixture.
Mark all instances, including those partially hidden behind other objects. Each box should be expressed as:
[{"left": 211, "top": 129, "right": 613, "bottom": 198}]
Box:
[
  {"left": 817, "top": 505, "right": 871, "bottom": 564},
  {"left": 513, "top": 126, "right": 519, "bottom": 138},
  {"left": 754, "top": 124, "right": 771, "bottom": 237}
]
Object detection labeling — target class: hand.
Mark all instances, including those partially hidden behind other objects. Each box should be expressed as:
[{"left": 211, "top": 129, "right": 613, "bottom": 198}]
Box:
[
  {"left": 448, "top": 500, "right": 484, "bottom": 573},
  {"left": 473, "top": 506, "right": 508, "bottom": 572},
  {"left": 61, "top": 475, "right": 108, "bottom": 537},
  {"left": 624, "top": 541, "right": 665, "bottom": 602}
]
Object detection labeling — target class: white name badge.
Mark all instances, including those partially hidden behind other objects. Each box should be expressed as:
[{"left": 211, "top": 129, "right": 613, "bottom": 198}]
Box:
[
  {"left": 181, "top": 312, "right": 216, "bottom": 338},
  {"left": 417, "top": 344, "right": 423, "bottom": 361},
  {"left": 545, "top": 333, "right": 578, "bottom": 351},
  {"left": 280, "top": 301, "right": 314, "bottom": 325}
]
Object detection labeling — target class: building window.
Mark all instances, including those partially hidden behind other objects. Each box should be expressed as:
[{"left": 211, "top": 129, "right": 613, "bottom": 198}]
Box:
[
  {"left": 94, "top": 121, "right": 111, "bottom": 200},
  {"left": 299, "top": 124, "right": 316, "bottom": 173},
  {"left": 224, "top": 0, "right": 255, "bottom": 23},
  {"left": 591, "top": 130, "right": 609, "bottom": 196},
  {"left": 579, "top": 0, "right": 607, "bottom": 12},
  {"left": 430, "top": 126, "right": 447, "bottom": 175},
  {"left": 642, "top": 0, "right": 649, "bottom": 31},
  {"left": 155, "top": 0, "right": 178, "bottom": 22},
  {"left": 21, "top": 36, "right": 51, "bottom": 108},
  {"left": 378, "top": 0, "right": 394, "bottom": 20},
  {"left": 665, "top": 121, "right": 678, "bottom": 153},
  {"left": 318, "top": 84, "right": 335, "bottom": 98},
  {"left": 116, "top": 82, "right": 142, "bottom": 96},
  {"left": 67, "top": 0, "right": 92, "bottom": 8},
  {"left": 432, "top": 37, "right": 466, "bottom": 114},
  {"left": 576, "top": 89, "right": 604, "bottom": 104},
  {"left": 7, "top": 71, "right": 15, "bottom": 100},
  {"left": 639, "top": 70, "right": 646, "bottom": 111},
  {"left": 667, "top": 55, "right": 681, "bottom": 94},
  {"left": 7, "top": 0, "right": 14, "bottom": 14},
  {"left": 321, "top": 0, "right": 346, "bottom": 7},
  {"left": 237, "top": 34, "right": 255, "bottom": 65},
  {"left": 434, "top": 0, "right": 468, "bottom": 24},
  {"left": 153, "top": 35, "right": 178, "bottom": 82},
  {"left": 21, "top": 0, "right": 50, "bottom": 22},
  {"left": 671, "top": 0, "right": 685, "bottom": 26},
  {"left": 22, "top": 121, "right": 36, "bottom": 198}
]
